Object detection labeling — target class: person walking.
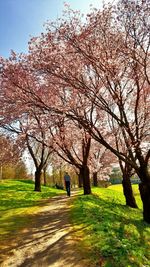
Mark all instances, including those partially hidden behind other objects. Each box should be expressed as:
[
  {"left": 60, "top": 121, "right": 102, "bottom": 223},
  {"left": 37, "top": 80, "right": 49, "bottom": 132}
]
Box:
[{"left": 64, "top": 172, "right": 71, "bottom": 196}]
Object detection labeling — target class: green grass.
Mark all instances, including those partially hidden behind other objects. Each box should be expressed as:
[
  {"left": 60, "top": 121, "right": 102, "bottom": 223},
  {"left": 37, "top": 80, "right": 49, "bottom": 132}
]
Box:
[
  {"left": 70, "top": 185, "right": 150, "bottom": 267},
  {"left": 0, "top": 179, "right": 64, "bottom": 239}
]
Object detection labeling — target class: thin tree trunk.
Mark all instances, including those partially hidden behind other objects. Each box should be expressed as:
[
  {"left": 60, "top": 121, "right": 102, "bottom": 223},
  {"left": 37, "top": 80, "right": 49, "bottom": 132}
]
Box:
[
  {"left": 52, "top": 167, "right": 55, "bottom": 186},
  {"left": 93, "top": 172, "right": 98, "bottom": 187},
  {"left": 122, "top": 174, "right": 138, "bottom": 208},
  {"left": 59, "top": 164, "right": 62, "bottom": 186},
  {"left": 34, "top": 169, "right": 42, "bottom": 192},
  {"left": 43, "top": 168, "right": 47, "bottom": 186},
  {"left": 0, "top": 165, "right": 2, "bottom": 180},
  {"left": 119, "top": 160, "right": 138, "bottom": 209},
  {"left": 80, "top": 165, "right": 91, "bottom": 195}
]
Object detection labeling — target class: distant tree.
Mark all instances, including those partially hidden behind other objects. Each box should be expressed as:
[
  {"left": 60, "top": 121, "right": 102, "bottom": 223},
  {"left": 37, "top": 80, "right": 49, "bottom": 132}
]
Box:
[
  {"left": 109, "top": 168, "right": 123, "bottom": 185},
  {"left": 1, "top": 112, "right": 54, "bottom": 191},
  {"left": 2, "top": 164, "right": 16, "bottom": 179},
  {"left": 1, "top": 160, "right": 28, "bottom": 180},
  {"left": 0, "top": 134, "right": 21, "bottom": 179},
  {"left": 14, "top": 160, "right": 28, "bottom": 180}
]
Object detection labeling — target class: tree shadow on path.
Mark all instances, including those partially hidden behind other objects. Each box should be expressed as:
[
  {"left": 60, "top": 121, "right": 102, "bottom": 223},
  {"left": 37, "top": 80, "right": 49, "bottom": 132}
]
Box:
[{"left": 0, "top": 191, "right": 90, "bottom": 267}]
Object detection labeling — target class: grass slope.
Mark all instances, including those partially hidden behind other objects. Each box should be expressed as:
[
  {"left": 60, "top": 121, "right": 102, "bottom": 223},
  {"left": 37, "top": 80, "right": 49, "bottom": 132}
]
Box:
[
  {"left": 70, "top": 185, "right": 150, "bottom": 267},
  {"left": 0, "top": 179, "right": 64, "bottom": 240}
]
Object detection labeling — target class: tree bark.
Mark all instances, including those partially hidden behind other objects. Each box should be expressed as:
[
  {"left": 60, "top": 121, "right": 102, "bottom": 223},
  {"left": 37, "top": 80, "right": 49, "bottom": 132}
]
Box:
[
  {"left": 119, "top": 160, "right": 138, "bottom": 209},
  {"left": 138, "top": 167, "right": 150, "bottom": 223},
  {"left": 0, "top": 165, "right": 2, "bottom": 180},
  {"left": 78, "top": 170, "right": 83, "bottom": 187},
  {"left": 80, "top": 165, "right": 91, "bottom": 195},
  {"left": 43, "top": 168, "right": 47, "bottom": 186},
  {"left": 34, "top": 169, "right": 42, "bottom": 192},
  {"left": 139, "top": 182, "right": 150, "bottom": 223},
  {"left": 93, "top": 172, "right": 98, "bottom": 187},
  {"left": 122, "top": 174, "right": 138, "bottom": 208}
]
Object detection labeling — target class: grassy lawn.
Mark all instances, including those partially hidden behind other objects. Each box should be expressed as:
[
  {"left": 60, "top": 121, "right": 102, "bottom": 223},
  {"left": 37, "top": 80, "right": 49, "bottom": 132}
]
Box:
[
  {"left": 70, "top": 185, "right": 150, "bottom": 267},
  {"left": 0, "top": 179, "right": 64, "bottom": 240}
]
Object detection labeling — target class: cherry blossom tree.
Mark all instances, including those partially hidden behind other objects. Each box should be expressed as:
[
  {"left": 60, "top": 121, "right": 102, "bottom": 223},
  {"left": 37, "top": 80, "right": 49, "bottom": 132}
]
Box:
[
  {"left": 0, "top": 109, "right": 54, "bottom": 191},
  {"left": 89, "top": 142, "right": 115, "bottom": 187},
  {"left": 49, "top": 116, "right": 92, "bottom": 194},
  {"left": 0, "top": 0, "right": 150, "bottom": 222},
  {"left": 0, "top": 134, "right": 21, "bottom": 179},
  {"left": 26, "top": 1, "right": 149, "bottom": 220}
]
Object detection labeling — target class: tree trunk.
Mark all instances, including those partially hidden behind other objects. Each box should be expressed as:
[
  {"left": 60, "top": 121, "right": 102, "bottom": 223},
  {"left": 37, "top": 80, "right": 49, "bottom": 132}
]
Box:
[
  {"left": 43, "top": 168, "right": 47, "bottom": 186},
  {"left": 0, "top": 165, "right": 2, "bottom": 180},
  {"left": 52, "top": 167, "right": 55, "bottom": 186},
  {"left": 122, "top": 174, "right": 138, "bottom": 208},
  {"left": 93, "top": 172, "right": 98, "bottom": 187},
  {"left": 78, "top": 170, "right": 83, "bottom": 188},
  {"left": 80, "top": 165, "right": 91, "bottom": 195},
  {"left": 34, "top": 169, "right": 42, "bottom": 192},
  {"left": 59, "top": 165, "right": 62, "bottom": 186},
  {"left": 119, "top": 160, "right": 138, "bottom": 209},
  {"left": 138, "top": 167, "right": 150, "bottom": 223},
  {"left": 139, "top": 182, "right": 150, "bottom": 223}
]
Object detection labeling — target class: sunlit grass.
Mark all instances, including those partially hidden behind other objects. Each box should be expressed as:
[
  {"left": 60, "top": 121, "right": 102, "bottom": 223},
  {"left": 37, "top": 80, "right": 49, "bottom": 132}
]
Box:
[
  {"left": 107, "top": 184, "right": 142, "bottom": 209},
  {"left": 0, "top": 179, "right": 64, "bottom": 239},
  {"left": 70, "top": 185, "right": 150, "bottom": 267}
]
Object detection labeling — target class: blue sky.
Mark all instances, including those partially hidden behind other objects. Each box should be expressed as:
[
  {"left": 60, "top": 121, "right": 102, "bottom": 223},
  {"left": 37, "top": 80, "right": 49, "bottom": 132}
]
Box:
[{"left": 0, "top": 0, "right": 105, "bottom": 58}]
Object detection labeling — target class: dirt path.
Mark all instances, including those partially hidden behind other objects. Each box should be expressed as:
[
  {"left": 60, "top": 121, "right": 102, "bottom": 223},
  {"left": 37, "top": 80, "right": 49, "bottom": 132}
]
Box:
[{"left": 0, "top": 191, "right": 90, "bottom": 267}]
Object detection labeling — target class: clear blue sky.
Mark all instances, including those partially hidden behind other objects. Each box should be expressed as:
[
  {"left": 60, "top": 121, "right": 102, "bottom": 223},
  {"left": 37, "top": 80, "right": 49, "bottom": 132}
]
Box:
[{"left": 0, "top": 0, "right": 106, "bottom": 58}]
